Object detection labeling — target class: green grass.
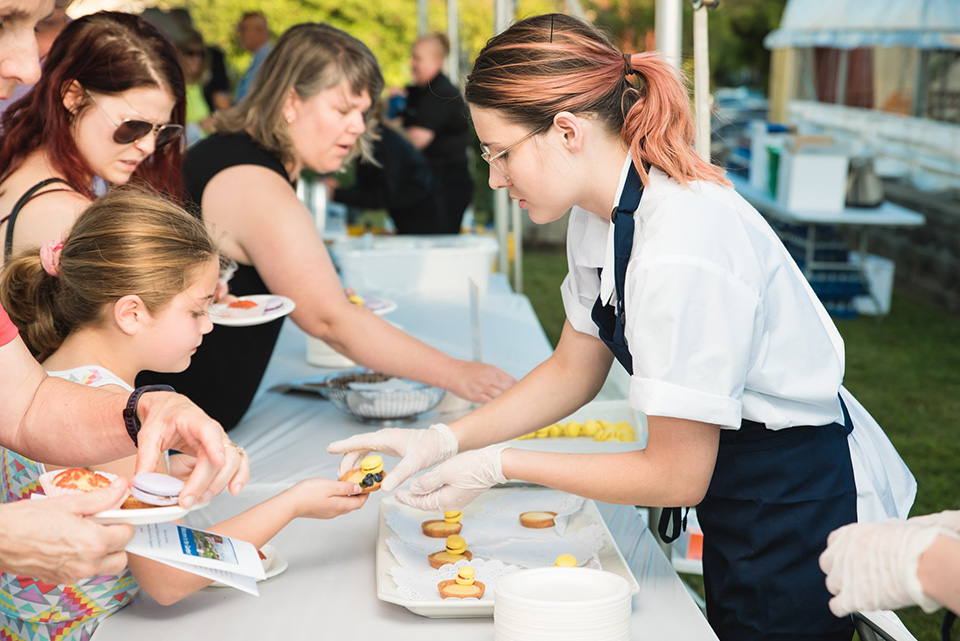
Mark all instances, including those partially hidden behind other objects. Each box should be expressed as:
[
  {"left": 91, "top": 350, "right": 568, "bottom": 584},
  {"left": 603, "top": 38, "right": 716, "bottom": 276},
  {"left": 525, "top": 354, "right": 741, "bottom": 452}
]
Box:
[{"left": 523, "top": 248, "right": 960, "bottom": 639}]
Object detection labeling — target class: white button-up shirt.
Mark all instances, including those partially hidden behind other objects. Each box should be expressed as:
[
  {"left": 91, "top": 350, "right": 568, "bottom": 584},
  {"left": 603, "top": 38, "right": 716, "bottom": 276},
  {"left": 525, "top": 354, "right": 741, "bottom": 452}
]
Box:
[
  {"left": 561, "top": 156, "right": 916, "bottom": 521},
  {"left": 563, "top": 156, "right": 847, "bottom": 430}
]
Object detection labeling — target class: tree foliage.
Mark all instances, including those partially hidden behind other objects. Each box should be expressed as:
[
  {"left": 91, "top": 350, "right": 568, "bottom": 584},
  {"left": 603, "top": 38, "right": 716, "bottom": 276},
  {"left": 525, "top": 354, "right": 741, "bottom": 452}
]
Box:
[{"left": 172, "top": 0, "right": 784, "bottom": 93}]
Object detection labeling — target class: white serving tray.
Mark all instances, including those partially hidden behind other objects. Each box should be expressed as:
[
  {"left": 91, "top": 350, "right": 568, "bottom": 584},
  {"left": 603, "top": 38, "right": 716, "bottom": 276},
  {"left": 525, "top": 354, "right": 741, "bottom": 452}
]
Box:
[{"left": 375, "top": 488, "right": 640, "bottom": 618}]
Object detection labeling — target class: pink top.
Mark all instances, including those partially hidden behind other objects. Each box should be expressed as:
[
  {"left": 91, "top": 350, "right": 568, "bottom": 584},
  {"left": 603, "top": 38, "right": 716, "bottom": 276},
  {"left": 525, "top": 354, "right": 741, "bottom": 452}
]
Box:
[{"left": 0, "top": 304, "right": 18, "bottom": 347}]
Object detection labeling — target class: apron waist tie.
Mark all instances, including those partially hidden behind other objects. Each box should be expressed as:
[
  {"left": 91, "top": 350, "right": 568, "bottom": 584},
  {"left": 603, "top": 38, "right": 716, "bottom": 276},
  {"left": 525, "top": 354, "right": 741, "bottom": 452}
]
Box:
[{"left": 656, "top": 396, "right": 852, "bottom": 545}]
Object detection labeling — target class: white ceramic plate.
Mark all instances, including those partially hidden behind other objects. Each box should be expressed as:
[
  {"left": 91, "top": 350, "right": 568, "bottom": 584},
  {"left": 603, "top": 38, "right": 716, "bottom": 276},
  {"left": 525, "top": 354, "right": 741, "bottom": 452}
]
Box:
[
  {"left": 89, "top": 500, "right": 211, "bottom": 525},
  {"left": 375, "top": 488, "right": 640, "bottom": 618},
  {"left": 207, "top": 543, "right": 288, "bottom": 588},
  {"left": 210, "top": 295, "right": 296, "bottom": 327}
]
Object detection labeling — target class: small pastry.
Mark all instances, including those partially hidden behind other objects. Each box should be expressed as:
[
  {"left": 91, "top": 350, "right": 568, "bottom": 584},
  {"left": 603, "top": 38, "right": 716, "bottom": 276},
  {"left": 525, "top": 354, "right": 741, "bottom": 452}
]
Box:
[
  {"left": 38, "top": 468, "right": 120, "bottom": 500},
  {"left": 519, "top": 511, "right": 557, "bottom": 529},
  {"left": 120, "top": 495, "right": 156, "bottom": 510},
  {"left": 554, "top": 554, "right": 578, "bottom": 567},
  {"left": 428, "top": 535, "right": 473, "bottom": 569},
  {"left": 438, "top": 565, "right": 485, "bottom": 599},
  {"left": 224, "top": 299, "right": 262, "bottom": 318},
  {"left": 130, "top": 472, "right": 184, "bottom": 506},
  {"left": 51, "top": 468, "right": 113, "bottom": 492},
  {"left": 421, "top": 510, "right": 463, "bottom": 538},
  {"left": 263, "top": 296, "right": 284, "bottom": 314},
  {"left": 339, "top": 454, "right": 386, "bottom": 493}
]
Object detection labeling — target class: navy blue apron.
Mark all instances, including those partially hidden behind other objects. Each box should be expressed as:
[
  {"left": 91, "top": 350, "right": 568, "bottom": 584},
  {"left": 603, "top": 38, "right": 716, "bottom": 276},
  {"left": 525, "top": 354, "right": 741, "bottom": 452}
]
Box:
[{"left": 591, "top": 162, "right": 857, "bottom": 641}]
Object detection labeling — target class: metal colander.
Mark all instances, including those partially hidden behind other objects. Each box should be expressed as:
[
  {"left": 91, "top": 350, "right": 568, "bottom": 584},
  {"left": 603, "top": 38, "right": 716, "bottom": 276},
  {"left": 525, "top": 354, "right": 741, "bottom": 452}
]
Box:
[{"left": 324, "top": 372, "right": 445, "bottom": 425}]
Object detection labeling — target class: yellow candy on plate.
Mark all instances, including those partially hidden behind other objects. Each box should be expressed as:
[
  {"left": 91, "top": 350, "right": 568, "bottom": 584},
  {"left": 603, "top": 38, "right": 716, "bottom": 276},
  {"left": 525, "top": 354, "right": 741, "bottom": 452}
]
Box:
[
  {"left": 548, "top": 423, "right": 562, "bottom": 437},
  {"left": 581, "top": 420, "right": 600, "bottom": 436},
  {"left": 563, "top": 421, "right": 581, "bottom": 437}
]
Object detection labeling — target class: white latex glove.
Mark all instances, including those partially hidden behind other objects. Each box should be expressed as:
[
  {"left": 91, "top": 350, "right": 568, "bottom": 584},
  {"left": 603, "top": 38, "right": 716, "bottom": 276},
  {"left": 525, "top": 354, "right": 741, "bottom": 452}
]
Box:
[
  {"left": 907, "top": 509, "right": 960, "bottom": 534},
  {"left": 327, "top": 424, "right": 459, "bottom": 493},
  {"left": 395, "top": 444, "right": 509, "bottom": 511},
  {"left": 819, "top": 519, "right": 955, "bottom": 616}
]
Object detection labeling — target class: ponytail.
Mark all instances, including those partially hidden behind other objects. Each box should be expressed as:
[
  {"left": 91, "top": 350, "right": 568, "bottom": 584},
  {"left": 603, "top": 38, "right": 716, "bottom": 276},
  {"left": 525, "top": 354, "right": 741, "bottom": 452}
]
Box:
[
  {"left": 465, "top": 13, "right": 728, "bottom": 188},
  {"left": 621, "top": 52, "right": 729, "bottom": 187},
  {"left": 0, "top": 186, "right": 218, "bottom": 362},
  {"left": 0, "top": 253, "right": 68, "bottom": 361}
]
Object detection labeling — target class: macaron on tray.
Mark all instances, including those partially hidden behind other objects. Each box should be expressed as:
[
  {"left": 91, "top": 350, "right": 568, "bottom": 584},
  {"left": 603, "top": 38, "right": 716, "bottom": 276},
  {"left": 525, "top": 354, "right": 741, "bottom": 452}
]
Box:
[
  {"left": 35, "top": 468, "right": 207, "bottom": 525},
  {"left": 376, "top": 487, "right": 639, "bottom": 618}
]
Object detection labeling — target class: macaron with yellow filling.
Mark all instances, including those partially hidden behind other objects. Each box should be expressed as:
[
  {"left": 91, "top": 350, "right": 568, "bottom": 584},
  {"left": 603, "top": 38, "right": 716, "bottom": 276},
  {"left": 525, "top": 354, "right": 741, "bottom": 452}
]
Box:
[
  {"left": 428, "top": 534, "right": 473, "bottom": 569},
  {"left": 438, "top": 565, "right": 486, "bottom": 599},
  {"left": 339, "top": 454, "right": 386, "bottom": 493},
  {"left": 421, "top": 510, "right": 464, "bottom": 538}
]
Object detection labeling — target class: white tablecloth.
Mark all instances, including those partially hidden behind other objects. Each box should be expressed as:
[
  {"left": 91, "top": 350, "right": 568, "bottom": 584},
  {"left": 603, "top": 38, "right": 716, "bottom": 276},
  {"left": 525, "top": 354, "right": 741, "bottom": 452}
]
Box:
[{"left": 95, "top": 276, "right": 717, "bottom": 640}]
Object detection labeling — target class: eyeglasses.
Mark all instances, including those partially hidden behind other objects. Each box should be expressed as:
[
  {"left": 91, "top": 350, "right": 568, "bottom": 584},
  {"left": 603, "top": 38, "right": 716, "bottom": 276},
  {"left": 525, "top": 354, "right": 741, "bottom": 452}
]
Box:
[
  {"left": 479, "top": 124, "right": 549, "bottom": 181},
  {"left": 84, "top": 90, "right": 184, "bottom": 149}
]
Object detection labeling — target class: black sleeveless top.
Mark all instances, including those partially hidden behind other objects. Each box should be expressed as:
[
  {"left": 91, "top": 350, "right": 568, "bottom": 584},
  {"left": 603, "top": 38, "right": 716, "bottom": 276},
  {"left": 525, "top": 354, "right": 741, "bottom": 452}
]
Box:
[
  {"left": 2, "top": 178, "right": 76, "bottom": 261},
  {"left": 137, "top": 133, "right": 292, "bottom": 430}
]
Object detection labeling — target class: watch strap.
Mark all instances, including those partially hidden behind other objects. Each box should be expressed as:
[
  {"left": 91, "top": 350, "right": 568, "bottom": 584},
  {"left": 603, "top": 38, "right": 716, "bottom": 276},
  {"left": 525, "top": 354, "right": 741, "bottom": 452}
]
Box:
[{"left": 123, "top": 384, "right": 175, "bottom": 446}]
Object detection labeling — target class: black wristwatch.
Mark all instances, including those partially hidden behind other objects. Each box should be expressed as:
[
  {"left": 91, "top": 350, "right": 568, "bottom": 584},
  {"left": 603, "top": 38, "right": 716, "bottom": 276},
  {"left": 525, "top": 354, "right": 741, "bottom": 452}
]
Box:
[{"left": 123, "top": 385, "right": 175, "bottom": 446}]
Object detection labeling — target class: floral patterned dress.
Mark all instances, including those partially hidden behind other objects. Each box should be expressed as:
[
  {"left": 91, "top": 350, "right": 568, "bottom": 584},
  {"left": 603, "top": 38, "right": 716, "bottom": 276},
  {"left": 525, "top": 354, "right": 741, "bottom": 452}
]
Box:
[{"left": 0, "top": 366, "right": 139, "bottom": 641}]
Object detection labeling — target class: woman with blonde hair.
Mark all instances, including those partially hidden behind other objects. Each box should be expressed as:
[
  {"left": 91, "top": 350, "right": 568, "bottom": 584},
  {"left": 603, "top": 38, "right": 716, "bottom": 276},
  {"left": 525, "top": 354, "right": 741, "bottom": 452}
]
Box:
[
  {"left": 139, "top": 23, "right": 514, "bottom": 429},
  {"left": 330, "top": 14, "right": 915, "bottom": 641}
]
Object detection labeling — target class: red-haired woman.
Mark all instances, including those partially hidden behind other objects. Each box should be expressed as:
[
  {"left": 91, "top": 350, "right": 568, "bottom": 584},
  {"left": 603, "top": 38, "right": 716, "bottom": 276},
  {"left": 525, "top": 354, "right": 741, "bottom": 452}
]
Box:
[
  {"left": 330, "top": 14, "right": 916, "bottom": 641},
  {"left": 0, "top": 11, "right": 185, "bottom": 261}
]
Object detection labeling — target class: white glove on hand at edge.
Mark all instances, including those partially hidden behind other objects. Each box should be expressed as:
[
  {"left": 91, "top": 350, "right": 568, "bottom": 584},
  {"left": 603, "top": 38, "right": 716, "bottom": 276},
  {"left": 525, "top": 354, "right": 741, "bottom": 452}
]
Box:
[
  {"left": 327, "top": 423, "right": 459, "bottom": 493},
  {"left": 819, "top": 518, "right": 959, "bottom": 616}
]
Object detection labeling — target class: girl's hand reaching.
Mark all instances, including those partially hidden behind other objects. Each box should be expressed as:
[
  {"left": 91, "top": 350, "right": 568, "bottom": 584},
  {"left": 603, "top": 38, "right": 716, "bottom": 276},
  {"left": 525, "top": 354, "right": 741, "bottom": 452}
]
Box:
[{"left": 290, "top": 478, "right": 369, "bottom": 519}]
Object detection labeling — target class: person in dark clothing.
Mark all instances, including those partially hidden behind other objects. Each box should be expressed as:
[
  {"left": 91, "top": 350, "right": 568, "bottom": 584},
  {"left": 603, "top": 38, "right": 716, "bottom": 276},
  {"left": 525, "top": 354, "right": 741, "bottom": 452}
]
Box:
[
  {"left": 399, "top": 33, "right": 473, "bottom": 234},
  {"left": 332, "top": 105, "right": 440, "bottom": 234}
]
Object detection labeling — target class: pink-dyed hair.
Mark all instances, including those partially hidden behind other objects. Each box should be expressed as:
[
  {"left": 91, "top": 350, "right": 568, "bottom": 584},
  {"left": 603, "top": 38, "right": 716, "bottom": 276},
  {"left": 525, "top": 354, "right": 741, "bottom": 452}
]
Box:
[{"left": 464, "top": 13, "right": 728, "bottom": 188}]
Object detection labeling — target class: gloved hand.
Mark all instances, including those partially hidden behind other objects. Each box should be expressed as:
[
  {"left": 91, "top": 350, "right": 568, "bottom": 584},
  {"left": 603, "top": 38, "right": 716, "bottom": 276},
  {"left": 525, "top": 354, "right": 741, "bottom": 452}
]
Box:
[
  {"left": 395, "top": 444, "right": 509, "bottom": 511},
  {"left": 907, "top": 509, "right": 960, "bottom": 534},
  {"left": 327, "top": 424, "right": 459, "bottom": 493},
  {"left": 819, "top": 519, "right": 954, "bottom": 616}
]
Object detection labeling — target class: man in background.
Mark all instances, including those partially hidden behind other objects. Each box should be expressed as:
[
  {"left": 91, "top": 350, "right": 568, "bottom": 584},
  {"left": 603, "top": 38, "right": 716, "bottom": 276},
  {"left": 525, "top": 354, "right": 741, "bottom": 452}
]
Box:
[
  {"left": 234, "top": 11, "right": 271, "bottom": 102},
  {"left": 399, "top": 33, "right": 473, "bottom": 234}
]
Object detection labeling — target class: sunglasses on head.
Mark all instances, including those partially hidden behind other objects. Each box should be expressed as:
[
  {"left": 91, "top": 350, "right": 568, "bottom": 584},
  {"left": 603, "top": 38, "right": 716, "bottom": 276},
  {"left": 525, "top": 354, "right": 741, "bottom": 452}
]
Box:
[{"left": 84, "top": 90, "right": 184, "bottom": 149}]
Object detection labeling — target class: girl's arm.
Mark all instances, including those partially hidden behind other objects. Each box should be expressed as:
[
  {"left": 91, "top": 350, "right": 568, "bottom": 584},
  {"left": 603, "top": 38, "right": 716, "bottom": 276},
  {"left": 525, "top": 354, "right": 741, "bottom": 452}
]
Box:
[
  {"left": 128, "top": 478, "right": 366, "bottom": 606},
  {"left": 200, "top": 165, "right": 514, "bottom": 403}
]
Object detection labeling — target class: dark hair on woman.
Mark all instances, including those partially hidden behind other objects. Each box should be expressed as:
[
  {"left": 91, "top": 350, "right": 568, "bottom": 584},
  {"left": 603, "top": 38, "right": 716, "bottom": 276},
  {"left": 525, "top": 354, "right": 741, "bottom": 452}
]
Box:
[
  {"left": 0, "top": 188, "right": 217, "bottom": 362},
  {"left": 465, "top": 13, "right": 727, "bottom": 188},
  {"left": 0, "top": 11, "right": 187, "bottom": 201}
]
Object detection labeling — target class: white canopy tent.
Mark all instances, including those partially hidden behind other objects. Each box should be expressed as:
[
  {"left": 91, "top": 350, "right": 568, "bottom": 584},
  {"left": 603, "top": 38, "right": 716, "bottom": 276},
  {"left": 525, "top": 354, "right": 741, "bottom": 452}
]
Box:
[{"left": 764, "top": 0, "right": 960, "bottom": 51}]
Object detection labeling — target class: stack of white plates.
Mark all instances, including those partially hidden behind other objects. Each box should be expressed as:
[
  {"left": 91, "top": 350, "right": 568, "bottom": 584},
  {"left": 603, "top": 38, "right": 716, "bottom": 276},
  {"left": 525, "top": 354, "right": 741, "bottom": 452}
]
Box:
[{"left": 494, "top": 567, "right": 632, "bottom": 641}]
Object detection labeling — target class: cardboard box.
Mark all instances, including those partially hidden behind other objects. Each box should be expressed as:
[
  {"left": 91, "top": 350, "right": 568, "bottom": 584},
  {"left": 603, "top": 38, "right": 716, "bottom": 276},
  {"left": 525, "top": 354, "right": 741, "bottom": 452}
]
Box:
[{"left": 776, "top": 142, "right": 849, "bottom": 212}]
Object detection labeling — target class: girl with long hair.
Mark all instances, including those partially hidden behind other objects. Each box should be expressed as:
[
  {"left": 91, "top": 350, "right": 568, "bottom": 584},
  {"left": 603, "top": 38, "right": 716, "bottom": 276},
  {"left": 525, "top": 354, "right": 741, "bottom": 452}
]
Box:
[
  {"left": 330, "top": 14, "right": 916, "bottom": 641},
  {"left": 0, "top": 188, "right": 365, "bottom": 639},
  {"left": 0, "top": 11, "right": 186, "bottom": 262}
]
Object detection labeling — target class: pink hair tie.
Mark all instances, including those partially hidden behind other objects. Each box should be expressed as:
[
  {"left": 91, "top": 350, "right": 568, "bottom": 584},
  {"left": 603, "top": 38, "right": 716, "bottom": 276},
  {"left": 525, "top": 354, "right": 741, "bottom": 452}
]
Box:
[{"left": 39, "top": 239, "right": 65, "bottom": 278}]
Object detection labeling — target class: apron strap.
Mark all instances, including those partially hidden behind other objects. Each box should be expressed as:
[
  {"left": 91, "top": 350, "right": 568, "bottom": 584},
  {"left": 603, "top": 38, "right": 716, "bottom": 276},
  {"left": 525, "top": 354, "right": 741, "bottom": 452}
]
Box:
[
  {"left": 657, "top": 506, "right": 688, "bottom": 544},
  {"left": 943, "top": 610, "right": 957, "bottom": 641}
]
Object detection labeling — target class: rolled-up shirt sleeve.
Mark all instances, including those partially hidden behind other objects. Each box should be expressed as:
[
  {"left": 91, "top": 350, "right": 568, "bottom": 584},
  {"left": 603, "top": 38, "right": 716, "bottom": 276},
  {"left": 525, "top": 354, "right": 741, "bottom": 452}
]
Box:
[
  {"left": 625, "top": 256, "right": 761, "bottom": 428},
  {"left": 0, "top": 305, "right": 19, "bottom": 347}
]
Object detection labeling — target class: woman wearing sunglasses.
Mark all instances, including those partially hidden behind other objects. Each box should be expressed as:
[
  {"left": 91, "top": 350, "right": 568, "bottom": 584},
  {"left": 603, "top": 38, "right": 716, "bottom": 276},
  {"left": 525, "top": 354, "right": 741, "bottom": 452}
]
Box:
[
  {"left": 137, "top": 23, "right": 515, "bottom": 430},
  {"left": 0, "top": 11, "right": 185, "bottom": 262},
  {"left": 330, "top": 14, "right": 916, "bottom": 641}
]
